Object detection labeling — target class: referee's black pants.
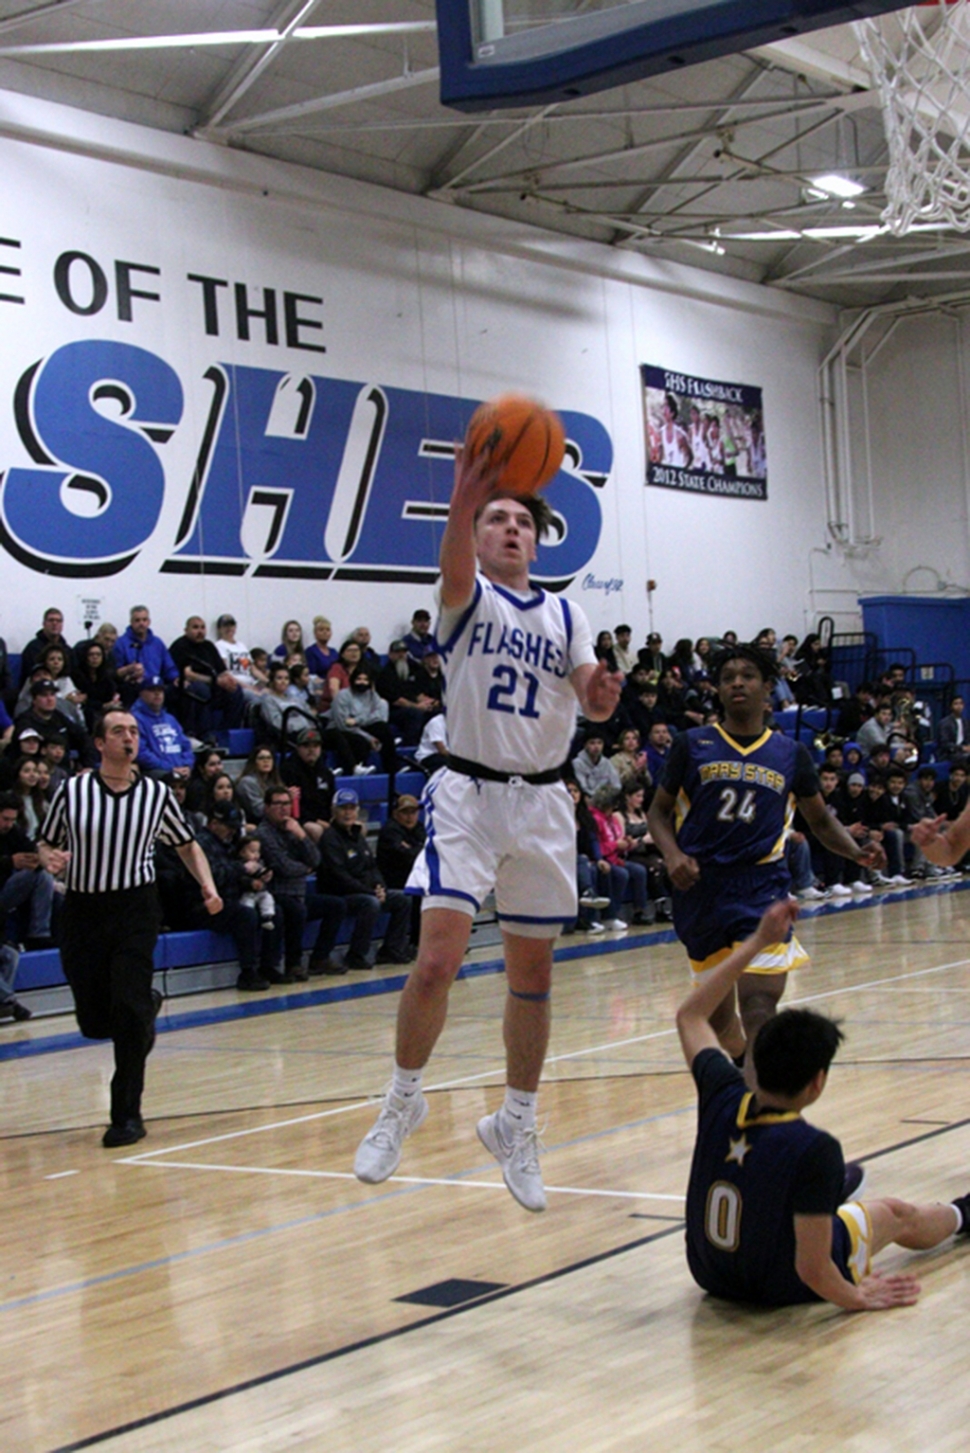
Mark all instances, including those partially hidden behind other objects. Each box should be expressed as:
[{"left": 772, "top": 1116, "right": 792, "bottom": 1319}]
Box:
[{"left": 60, "top": 885, "right": 161, "bottom": 1128}]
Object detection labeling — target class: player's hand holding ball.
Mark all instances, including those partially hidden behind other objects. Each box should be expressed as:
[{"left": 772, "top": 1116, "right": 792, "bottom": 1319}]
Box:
[{"left": 460, "top": 393, "right": 566, "bottom": 499}]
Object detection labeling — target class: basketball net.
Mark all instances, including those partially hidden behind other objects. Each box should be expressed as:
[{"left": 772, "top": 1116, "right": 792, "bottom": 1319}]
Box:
[{"left": 855, "top": 0, "right": 970, "bottom": 233}]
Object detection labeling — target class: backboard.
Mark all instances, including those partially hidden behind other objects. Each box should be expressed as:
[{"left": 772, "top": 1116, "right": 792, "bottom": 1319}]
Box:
[{"left": 436, "top": 0, "right": 917, "bottom": 111}]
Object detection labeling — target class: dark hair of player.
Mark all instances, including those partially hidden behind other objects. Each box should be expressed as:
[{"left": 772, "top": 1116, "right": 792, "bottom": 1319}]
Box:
[
  {"left": 753, "top": 1008, "right": 845, "bottom": 1098},
  {"left": 710, "top": 641, "right": 777, "bottom": 685}
]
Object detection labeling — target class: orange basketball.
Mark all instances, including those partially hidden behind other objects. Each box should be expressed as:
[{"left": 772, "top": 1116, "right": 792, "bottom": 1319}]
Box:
[{"left": 464, "top": 393, "right": 566, "bottom": 495}]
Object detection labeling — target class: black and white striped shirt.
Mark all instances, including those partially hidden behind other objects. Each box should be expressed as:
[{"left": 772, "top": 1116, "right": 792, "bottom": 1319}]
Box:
[{"left": 39, "top": 772, "right": 195, "bottom": 894}]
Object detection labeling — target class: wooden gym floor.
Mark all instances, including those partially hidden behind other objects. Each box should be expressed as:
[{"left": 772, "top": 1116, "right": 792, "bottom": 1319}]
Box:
[{"left": 3, "top": 883, "right": 970, "bottom": 1452}]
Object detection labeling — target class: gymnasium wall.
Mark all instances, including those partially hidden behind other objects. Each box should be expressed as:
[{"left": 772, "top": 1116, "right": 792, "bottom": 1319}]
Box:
[
  {"left": 0, "top": 87, "right": 837, "bottom": 659},
  {"left": 836, "top": 306, "right": 970, "bottom": 608}
]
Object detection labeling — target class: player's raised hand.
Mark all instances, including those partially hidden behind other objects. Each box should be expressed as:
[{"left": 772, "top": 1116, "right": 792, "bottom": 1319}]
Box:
[
  {"left": 856, "top": 1271, "right": 921, "bottom": 1310},
  {"left": 451, "top": 441, "right": 501, "bottom": 513},
  {"left": 753, "top": 897, "right": 798, "bottom": 949},
  {"left": 584, "top": 659, "right": 624, "bottom": 717},
  {"left": 911, "top": 813, "right": 949, "bottom": 850}
]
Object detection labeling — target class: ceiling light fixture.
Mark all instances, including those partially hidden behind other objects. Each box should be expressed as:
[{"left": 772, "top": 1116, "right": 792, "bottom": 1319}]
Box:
[{"left": 809, "top": 173, "right": 867, "bottom": 199}]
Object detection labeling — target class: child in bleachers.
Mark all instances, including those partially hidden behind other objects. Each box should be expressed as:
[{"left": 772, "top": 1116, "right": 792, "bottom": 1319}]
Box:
[{"left": 237, "top": 836, "right": 275, "bottom": 930}]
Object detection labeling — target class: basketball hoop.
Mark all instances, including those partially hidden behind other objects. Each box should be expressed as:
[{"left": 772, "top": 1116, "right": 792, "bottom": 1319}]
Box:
[{"left": 855, "top": 0, "right": 970, "bottom": 234}]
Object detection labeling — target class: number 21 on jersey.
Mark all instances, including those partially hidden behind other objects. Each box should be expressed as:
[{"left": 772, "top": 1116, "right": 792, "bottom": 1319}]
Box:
[{"left": 486, "top": 664, "right": 542, "bottom": 719}]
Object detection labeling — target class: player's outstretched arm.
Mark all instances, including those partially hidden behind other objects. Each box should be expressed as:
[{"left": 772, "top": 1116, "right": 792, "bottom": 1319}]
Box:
[
  {"left": 794, "top": 1216, "right": 920, "bottom": 1310},
  {"left": 912, "top": 807, "right": 970, "bottom": 866},
  {"left": 676, "top": 898, "right": 798, "bottom": 1067},
  {"left": 798, "top": 792, "right": 887, "bottom": 873},
  {"left": 439, "top": 445, "right": 500, "bottom": 609}
]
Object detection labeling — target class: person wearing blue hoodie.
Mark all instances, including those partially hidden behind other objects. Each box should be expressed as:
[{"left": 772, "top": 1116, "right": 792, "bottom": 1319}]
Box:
[
  {"left": 113, "top": 606, "right": 178, "bottom": 705},
  {"left": 131, "top": 677, "right": 195, "bottom": 778}
]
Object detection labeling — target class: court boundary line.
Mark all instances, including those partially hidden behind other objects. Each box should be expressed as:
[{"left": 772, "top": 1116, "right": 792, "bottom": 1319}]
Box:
[
  {"left": 8, "top": 879, "right": 969, "bottom": 1064},
  {"left": 47, "top": 1108, "right": 970, "bottom": 1453}
]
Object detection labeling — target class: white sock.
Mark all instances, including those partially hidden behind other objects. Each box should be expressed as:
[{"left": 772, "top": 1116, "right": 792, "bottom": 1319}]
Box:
[
  {"left": 501, "top": 1087, "right": 537, "bottom": 1132},
  {"left": 948, "top": 1202, "right": 965, "bottom": 1235},
  {"left": 391, "top": 1064, "right": 423, "bottom": 1101}
]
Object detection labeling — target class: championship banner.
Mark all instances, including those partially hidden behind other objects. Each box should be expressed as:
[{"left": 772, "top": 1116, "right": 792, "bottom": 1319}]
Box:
[{"left": 641, "top": 365, "right": 767, "bottom": 501}]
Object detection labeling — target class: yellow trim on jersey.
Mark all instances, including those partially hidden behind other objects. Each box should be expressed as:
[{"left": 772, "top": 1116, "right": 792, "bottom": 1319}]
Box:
[
  {"left": 757, "top": 791, "right": 796, "bottom": 865},
  {"left": 714, "top": 723, "right": 773, "bottom": 757},
  {"left": 674, "top": 786, "right": 691, "bottom": 833},
  {"left": 836, "top": 1201, "right": 873, "bottom": 1283},
  {"left": 688, "top": 934, "right": 810, "bottom": 979},
  {"left": 736, "top": 1092, "right": 800, "bottom": 1128}
]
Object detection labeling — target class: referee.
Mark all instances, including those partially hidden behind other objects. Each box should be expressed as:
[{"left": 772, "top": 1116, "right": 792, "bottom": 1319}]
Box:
[{"left": 37, "top": 707, "right": 222, "bottom": 1147}]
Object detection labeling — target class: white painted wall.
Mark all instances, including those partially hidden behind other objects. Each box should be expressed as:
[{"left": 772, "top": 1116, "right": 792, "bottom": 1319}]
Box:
[{"left": 0, "top": 87, "right": 838, "bottom": 662}]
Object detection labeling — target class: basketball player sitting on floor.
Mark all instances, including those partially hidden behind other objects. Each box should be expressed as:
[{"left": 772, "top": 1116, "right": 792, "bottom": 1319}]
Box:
[{"left": 677, "top": 897, "right": 970, "bottom": 1310}]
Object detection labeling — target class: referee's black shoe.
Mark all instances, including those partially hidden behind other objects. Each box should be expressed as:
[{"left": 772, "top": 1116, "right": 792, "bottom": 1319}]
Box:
[{"left": 102, "top": 1117, "right": 147, "bottom": 1148}]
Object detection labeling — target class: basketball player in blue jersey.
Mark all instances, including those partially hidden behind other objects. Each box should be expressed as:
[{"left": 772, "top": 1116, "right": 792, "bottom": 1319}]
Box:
[
  {"left": 354, "top": 447, "right": 622, "bottom": 1210},
  {"left": 677, "top": 898, "right": 970, "bottom": 1309},
  {"left": 648, "top": 644, "right": 884, "bottom": 1067}
]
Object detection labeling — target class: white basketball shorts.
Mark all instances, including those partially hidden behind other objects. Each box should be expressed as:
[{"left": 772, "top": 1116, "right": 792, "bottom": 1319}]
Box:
[{"left": 406, "top": 768, "right": 577, "bottom": 939}]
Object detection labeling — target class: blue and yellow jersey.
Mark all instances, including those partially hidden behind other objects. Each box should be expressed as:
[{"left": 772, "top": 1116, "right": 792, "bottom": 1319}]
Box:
[
  {"left": 660, "top": 724, "right": 819, "bottom": 868},
  {"left": 685, "top": 1050, "right": 845, "bottom": 1305}
]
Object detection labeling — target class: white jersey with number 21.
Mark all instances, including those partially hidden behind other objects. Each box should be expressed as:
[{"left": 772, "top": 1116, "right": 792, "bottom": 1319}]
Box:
[{"left": 435, "top": 571, "right": 595, "bottom": 777}]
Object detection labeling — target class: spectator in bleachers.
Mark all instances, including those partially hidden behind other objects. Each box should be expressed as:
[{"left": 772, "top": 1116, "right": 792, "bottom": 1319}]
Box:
[
  {"left": 695, "top": 636, "right": 716, "bottom": 675},
  {"left": 257, "top": 786, "right": 346, "bottom": 979},
  {"left": 376, "top": 639, "right": 437, "bottom": 747},
  {"left": 857, "top": 703, "right": 894, "bottom": 759},
  {"left": 350, "top": 626, "right": 382, "bottom": 675},
  {"left": 0, "top": 697, "right": 11, "bottom": 756},
  {"left": 403, "top": 608, "right": 434, "bottom": 663},
  {"left": 0, "top": 788, "right": 55, "bottom": 954},
  {"left": 272, "top": 620, "right": 306, "bottom": 665},
  {"left": 12, "top": 679, "right": 93, "bottom": 764},
  {"left": 590, "top": 785, "right": 650, "bottom": 928},
  {"left": 843, "top": 741, "right": 864, "bottom": 774},
  {"left": 613, "top": 624, "right": 636, "bottom": 676},
  {"left": 16, "top": 647, "right": 87, "bottom": 731},
  {"left": 325, "top": 639, "right": 363, "bottom": 705},
  {"left": 70, "top": 639, "right": 121, "bottom": 730},
  {"left": 810, "top": 767, "right": 865, "bottom": 897},
  {"left": 41, "top": 738, "right": 69, "bottom": 792},
  {"left": 753, "top": 627, "right": 777, "bottom": 659},
  {"left": 771, "top": 660, "right": 797, "bottom": 710},
  {"left": 937, "top": 759, "right": 969, "bottom": 823},
  {"left": 91, "top": 622, "right": 119, "bottom": 659},
  {"left": 112, "top": 605, "right": 178, "bottom": 705},
  {"left": 836, "top": 681, "right": 874, "bottom": 739},
  {"left": 416, "top": 648, "right": 443, "bottom": 706},
  {"left": 305, "top": 616, "right": 338, "bottom": 686},
  {"left": 185, "top": 746, "right": 228, "bottom": 817},
  {"left": 792, "top": 633, "right": 832, "bottom": 706},
  {"left": 572, "top": 729, "right": 621, "bottom": 798},
  {"left": 610, "top": 727, "right": 649, "bottom": 790},
  {"left": 318, "top": 787, "right": 412, "bottom": 967},
  {"left": 376, "top": 794, "right": 426, "bottom": 952},
  {"left": 286, "top": 662, "right": 317, "bottom": 713},
  {"left": 415, "top": 710, "right": 448, "bottom": 777},
  {"left": 861, "top": 773, "right": 912, "bottom": 886},
  {"left": 645, "top": 720, "right": 673, "bottom": 783},
  {"left": 620, "top": 669, "right": 662, "bottom": 741},
  {"left": 214, "top": 615, "right": 268, "bottom": 705},
  {"left": 670, "top": 637, "right": 701, "bottom": 684},
  {"left": 657, "top": 665, "right": 703, "bottom": 730},
  {"left": 904, "top": 765, "right": 952, "bottom": 879},
  {"left": 595, "top": 631, "right": 618, "bottom": 672},
  {"left": 171, "top": 801, "right": 280, "bottom": 992},
  {"left": 131, "top": 676, "right": 195, "bottom": 779},
  {"left": 11, "top": 756, "right": 46, "bottom": 837},
  {"left": 621, "top": 782, "right": 668, "bottom": 919},
  {"left": 638, "top": 631, "right": 666, "bottom": 674},
  {"left": 281, "top": 727, "right": 335, "bottom": 844},
  {"left": 259, "top": 663, "right": 318, "bottom": 745},
  {"left": 235, "top": 745, "right": 285, "bottom": 825},
  {"left": 19, "top": 606, "right": 74, "bottom": 687},
  {"left": 168, "top": 615, "right": 246, "bottom": 733},
  {"left": 937, "top": 695, "right": 968, "bottom": 760},
  {"left": 822, "top": 743, "right": 844, "bottom": 775},
  {"left": 329, "top": 663, "right": 398, "bottom": 784}
]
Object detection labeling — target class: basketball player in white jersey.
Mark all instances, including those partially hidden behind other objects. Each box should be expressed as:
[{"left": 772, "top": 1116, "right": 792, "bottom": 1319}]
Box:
[
  {"left": 660, "top": 392, "right": 692, "bottom": 467},
  {"left": 354, "top": 448, "right": 622, "bottom": 1210},
  {"left": 688, "top": 404, "right": 709, "bottom": 471}
]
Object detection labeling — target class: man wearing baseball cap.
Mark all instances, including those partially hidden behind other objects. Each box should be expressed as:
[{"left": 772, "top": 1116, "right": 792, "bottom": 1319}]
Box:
[
  {"left": 131, "top": 676, "right": 195, "bottom": 778},
  {"left": 319, "top": 787, "right": 413, "bottom": 968}
]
